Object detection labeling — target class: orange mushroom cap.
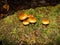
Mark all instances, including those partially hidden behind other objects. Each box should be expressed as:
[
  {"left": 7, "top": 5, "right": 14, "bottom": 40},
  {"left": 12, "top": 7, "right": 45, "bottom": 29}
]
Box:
[
  {"left": 23, "top": 19, "right": 29, "bottom": 25},
  {"left": 42, "top": 18, "right": 50, "bottom": 25},
  {"left": 19, "top": 13, "right": 28, "bottom": 20},
  {"left": 28, "top": 15, "right": 37, "bottom": 23}
]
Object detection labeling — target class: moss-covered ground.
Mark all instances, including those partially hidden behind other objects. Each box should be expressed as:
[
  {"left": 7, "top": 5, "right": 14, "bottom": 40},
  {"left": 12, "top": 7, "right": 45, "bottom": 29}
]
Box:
[{"left": 0, "top": 4, "right": 60, "bottom": 45}]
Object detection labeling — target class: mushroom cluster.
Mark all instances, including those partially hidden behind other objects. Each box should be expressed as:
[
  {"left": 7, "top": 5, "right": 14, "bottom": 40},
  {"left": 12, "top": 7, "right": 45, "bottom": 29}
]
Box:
[
  {"left": 19, "top": 13, "right": 37, "bottom": 25},
  {"left": 18, "top": 12, "right": 50, "bottom": 26}
]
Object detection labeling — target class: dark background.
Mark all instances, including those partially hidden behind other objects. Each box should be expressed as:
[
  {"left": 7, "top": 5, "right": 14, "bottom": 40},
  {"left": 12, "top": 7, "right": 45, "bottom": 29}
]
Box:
[{"left": 0, "top": 0, "right": 60, "bottom": 19}]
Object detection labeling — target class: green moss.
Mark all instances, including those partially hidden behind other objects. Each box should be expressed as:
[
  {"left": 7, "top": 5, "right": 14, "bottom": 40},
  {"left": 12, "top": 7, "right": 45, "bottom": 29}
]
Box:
[
  {"left": 56, "top": 36, "right": 60, "bottom": 45},
  {"left": 45, "top": 42, "right": 53, "bottom": 45},
  {"left": 0, "top": 4, "right": 60, "bottom": 45},
  {"left": 11, "top": 28, "right": 17, "bottom": 35}
]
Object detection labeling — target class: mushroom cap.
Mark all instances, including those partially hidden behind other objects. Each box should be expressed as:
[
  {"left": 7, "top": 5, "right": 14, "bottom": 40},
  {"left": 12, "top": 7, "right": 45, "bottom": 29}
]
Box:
[
  {"left": 19, "top": 13, "right": 28, "bottom": 20},
  {"left": 42, "top": 18, "right": 49, "bottom": 25},
  {"left": 23, "top": 19, "right": 29, "bottom": 25},
  {"left": 28, "top": 15, "right": 37, "bottom": 23}
]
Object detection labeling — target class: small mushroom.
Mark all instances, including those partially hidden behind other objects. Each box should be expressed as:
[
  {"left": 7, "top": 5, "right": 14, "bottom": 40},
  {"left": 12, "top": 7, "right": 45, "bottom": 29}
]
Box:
[
  {"left": 19, "top": 13, "right": 28, "bottom": 20},
  {"left": 3, "top": 4, "right": 9, "bottom": 11},
  {"left": 28, "top": 15, "right": 37, "bottom": 23},
  {"left": 22, "top": 19, "right": 29, "bottom": 25},
  {"left": 42, "top": 18, "right": 50, "bottom": 25}
]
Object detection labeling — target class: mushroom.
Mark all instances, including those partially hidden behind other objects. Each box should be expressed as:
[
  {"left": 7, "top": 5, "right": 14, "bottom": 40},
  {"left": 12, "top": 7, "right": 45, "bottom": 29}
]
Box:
[
  {"left": 42, "top": 18, "right": 50, "bottom": 25},
  {"left": 19, "top": 13, "right": 28, "bottom": 20},
  {"left": 22, "top": 19, "right": 29, "bottom": 25},
  {"left": 28, "top": 15, "right": 37, "bottom": 23},
  {"left": 3, "top": 4, "right": 9, "bottom": 11}
]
